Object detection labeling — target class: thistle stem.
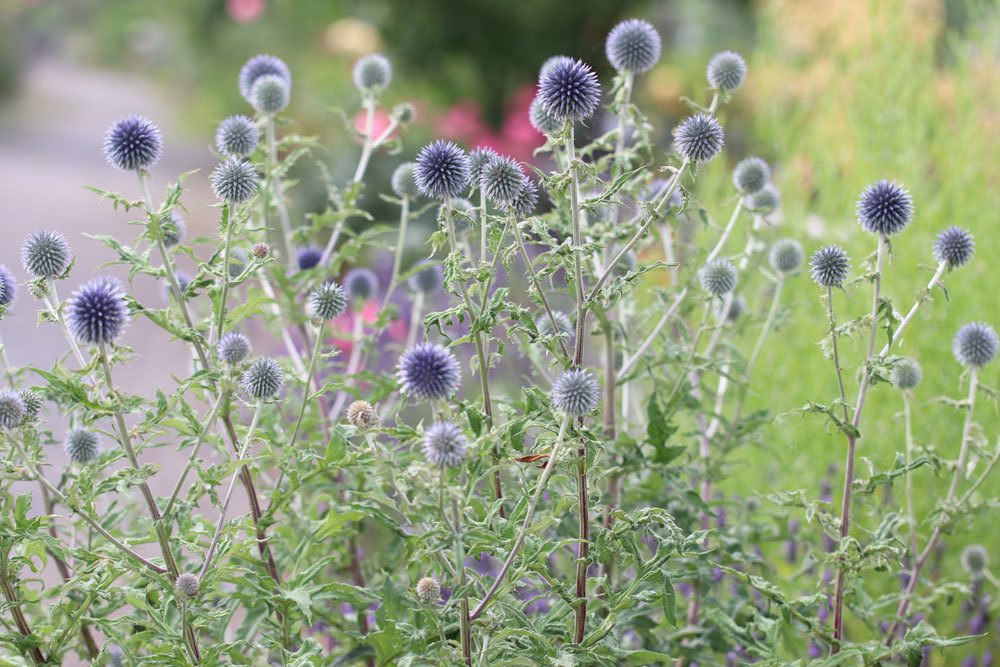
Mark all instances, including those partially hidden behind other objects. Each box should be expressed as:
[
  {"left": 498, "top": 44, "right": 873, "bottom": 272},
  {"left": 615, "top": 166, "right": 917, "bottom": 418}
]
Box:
[
  {"left": 0, "top": 558, "right": 45, "bottom": 665},
  {"left": 289, "top": 322, "right": 326, "bottom": 450},
  {"left": 329, "top": 311, "right": 366, "bottom": 422},
  {"left": 704, "top": 197, "right": 745, "bottom": 264},
  {"left": 212, "top": 203, "right": 234, "bottom": 347},
  {"left": 452, "top": 496, "right": 473, "bottom": 666},
  {"left": 265, "top": 115, "right": 294, "bottom": 267},
  {"left": 902, "top": 392, "right": 918, "bottom": 561},
  {"left": 382, "top": 196, "right": 410, "bottom": 308},
  {"left": 511, "top": 218, "right": 571, "bottom": 362},
  {"left": 406, "top": 291, "right": 425, "bottom": 350},
  {"left": 163, "top": 392, "right": 226, "bottom": 518},
  {"left": 616, "top": 288, "right": 688, "bottom": 382}
]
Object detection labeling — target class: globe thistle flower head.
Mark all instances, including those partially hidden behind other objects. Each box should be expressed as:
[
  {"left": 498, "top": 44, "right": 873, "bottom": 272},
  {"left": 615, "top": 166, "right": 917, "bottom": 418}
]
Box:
[
  {"left": 538, "top": 58, "right": 602, "bottom": 121},
  {"left": 469, "top": 147, "right": 499, "bottom": 185},
  {"left": 218, "top": 331, "right": 251, "bottom": 365},
  {"left": 347, "top": 400, "right": 378, "bottom": 430},
  {"left": 748, "top": 184, "right": 781, "bottom": 215},
  {"left": 706, "top": 51, "right": 747, "bottom": 92},
  {"left": 21, "top": 230, "right": 71, "bottom": 279},
  {"left": 809, "top": 245, "right": 851, "bottom": 288},
  {"left": 310, "top": 281, "right": 348, "bottom": 320},
  {"left": 241, "top": 357, "right": 285, "bottom": 399},
  {"left": 733, "top": 157, "right": 770, "bottom": 194},
  {"left": 536, "top": 311, "right": 574, "bottom": 339},
  {"left": 720, "top": 294, "right": 747, "bottom": 322},
  {"left": 103, "top": 116, "right": 163, "bottom": 171},
  {"left": 673, "top": 113, "right": 724, "bottom": 164},
  {"left": 251, "top": 242, "right": 270, "bottom": 260},
  {"left": 415, "top": 576, "right": 441, "bottom": 604},
  {"left": 239, "top": 54, "right": 291, "bottom": 101},
  {"left": 211, "top": 159, "right": 259, "bottom": 204},
  {"left": 857, "top": 179, "right": 913, "bottom": 236},
  {"left": 397, "top": 343, "right": 460, "bottom": 401},
  {"left": 934, "top": 226, "right": 975, "bottom": 269},
  {"left": 215, "top": 115, "right": 260, "bottom": 157},
  {"left": 961, "top": 544, "right": 989, "bottom": 576},
  {"left": 529, "top": 96, "right": 564, "bottom": 135},
  {"left": 769, "top": 238, "right": 804, "bottom": 275},
  {"left": 953, "top": 322, "right": 999, "bottom": 368},
  {"left": 344, "top": 268, "right": 379, "bottom": 303},
  {"left": 353, "top": 54, "right": 392, "bottom": 93},
  {"left": 605, "top": 19, "right": 662, "bottom": 74},
  {"left": 18, "top": 390, "right": 42, "bottom": 422},
  {"left": 481, "top": 155, "right": 527, "bottom": 208},
  {"left": 0, "top": 389, "right": 26, "bottom": 429},
  {"left": 422, "top": 421, "right": 468, "bottom": 467},
  {"left": 296, "top": 246, "right": 323, "bottom": 272},
  {"left": 65, "top": 428, "right": 98, "bottom": 464},
  {"left": 552, "top": 368, "right": 600, "bottom": 415},
  {"left": 391, "top": 162, "right": 420, "bottom": 199},
  {"left": 175, "top": 572, "right": 199, "bottom": 598},
  {"left": 161, "top": 212, "right": 186, "bottom": 248},
  {"left": 891, "top": 358, "right": 922, "bottom": 390},
  {"left": 67, "top": 277, "right": 128, "bottom": 345},
  {"left": 509, "top": 179, "right": 539, "bottom": 218},
  {"left": 250, "top": 74, "right": 290, "bottom": 115},
  {"left": 699, "top": 258, "right": 738, "bottom": 297},
  {"left": 391, "top": 102, "right": 416, "bottom": 124},
  {"left": 414, "top": 141, "right": 472, "bottom": 200},
  {"left": 0, "top": 265, "right": 15, "bottom": 308},
  {"left": 407, "top": 262, "right": 443, "bottom": 294},
  {"left": 539, "top": 55, "right": 573, "bottom": 79}
]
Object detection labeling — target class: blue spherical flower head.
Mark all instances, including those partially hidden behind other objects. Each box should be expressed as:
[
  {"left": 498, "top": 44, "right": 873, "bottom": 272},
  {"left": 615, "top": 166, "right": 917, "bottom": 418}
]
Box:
[
  {"left": 216, "top": 115, "right": 260, "bottom": 157},
  {"left": 65, "top": 428, "right": 99, "bottom": 464},
  {"left": 552, "top": 368, "right": 599, "bottom": 416},
  {"left": 809, "top": 245, "right": 851, "bottom": 288},
  {"left": 481, "top": 155, "right": 527, "bottom": 209},
  {"left": 529, "top": 96, "right": 563, "bottom": 135},
  {"left": 397, "top": 343, "right": 461, "bottom": 401},
  {"left": 605, "top": 19, "right": 662, "bottom": 74},
  {"left": 953, "top": 322, "right": 999, "bottom": 368},
  {"left": 414, "top": 141, "right": 472, "bottom": 200},
  {"left": 251, "top": 74, "right": 290, "bottom": 115},
  {"left": 769, "top": 238, "right": 804, "bottom": 274},
  {"left": 22, "top": 230, "right": 71, "bottom": 279},
  {"left": 239, "top": 54, "right": 291, "bottom": 102},
  {"left": 539, "top": 55, "right": 573, "bottom": 80},
  {"left": 18, "top": 390, "right": 42, "bottom": 422},
  {"left": 934, "top": 226, "right": 975, "bottom": 268},
  {"left": 733, "top": 157, "right": 770, "bottom": 194},
  {"left": 391, "top": 162, "right": 420, "bottom": 199},
  {"left": 538, "top": 58, "right": 602, "bottom": 121},
  {"left": 296, "top": 246, "right": 323, "bottom": 272},
  {"left": 422, "top": 421, "right": 468, "bottom": 467},
  {"left": 408, "top": 262, "right": 443, "bottom": 294},
  {"left": 509, "top": 179, "right": 539, "bottom": 218},
  {"left": 176, "top": 572, "right": 199, "bottom": 599},
  {"left": 469, "top": 147, "right": 499, "bottom": 185},
  {"left": 241, "top": 357, "right": 285, "bottom": 399},
  {"left": 748, "top": 184, "right": 781, "bottom": 215},
  {"left": 161, "top": 211, "right": 186, "bottom": 248},
  {"left": 707, "top": 51, "right": 748, "bottom": 92},
  {"left": 353, "top": 54, "right": 392, "bottom": 93},
  {"left": 67, "top": 277, "right": 128, "bottom": 346},
  {"left": 103, "top": 116, "right": 163, "bottom": 172},
  {"left": 0, "top": 389, "right": 26, "bottom": 429},
  {"left": 674, "top": 113, "right": 724, "bottom": 164},
  {"left": 211, "top": 159, "right": 259, "bottom": 204},
  {"left": 890, "top": 358, "right": 922, "bottom": 390},
  {"left": 961, "top": 544, "right": 989, "bottom": 576},
  {"left": 857, "top": 179, "right": 913, "bottom": 236},
  {"left": 0, "top": 265, "right": 16, "bottom": 308},
  {"left": 699, "top": 258, "right": 738, "bottom": 297},
  {"left": 218, "top": 331, "right": 251, "bottom": 365},
  {"left": 311, "top": 281, "right": 348, "bottom": 320},
  {"left": 344, "top": 268, "right": 379, "bottom": 303}
]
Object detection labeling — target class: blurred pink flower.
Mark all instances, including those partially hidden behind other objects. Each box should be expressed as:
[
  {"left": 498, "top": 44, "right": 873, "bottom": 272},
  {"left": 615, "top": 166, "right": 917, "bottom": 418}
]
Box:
[
  {"left": 328, "top": 301, "right": 405, "bottom": 356},
  {"left": 436, "top": 85, "right": 543, "bottom": 163},
  {"left": 227, "top": 0, "right": 266, "bottom": 23},
  {"left": 353, "top": 109, "right": 393, "bottom": 144}
]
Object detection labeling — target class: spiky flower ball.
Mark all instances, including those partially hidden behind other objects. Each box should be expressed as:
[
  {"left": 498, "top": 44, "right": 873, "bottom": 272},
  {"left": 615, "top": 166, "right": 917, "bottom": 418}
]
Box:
[
  {"left": 707, "top": 51, "right": 747, "bottom": 92},
  {"left": 539, "top": 55, "right": 572, "bottom": 79},
  {"left": 0, "top": 389, "right": 26, "bottom": 429},
  {"left": 391, "top": 162, "right": 420, "bottom": 199},
  {"left": 21, "top": 230, "right": 71, "bottom": 279},
  {"left": 961, "top": 544, "right": 989, "bottom": 577},
  {"left": 673, "top": 114, "right": 724, "bottom": 164},
  {"left": 536, "top": 311, "right": 574, "bottom": 339},
  {"left": 408, "top": 262, "right": 443, "bottom": 294},
  {"left": 699, "top": 258, "right": 738, "bottom": 297},
  {"left": 552, "top": 368, "right": 600, "bottom": 416},
  {"left": 18, "top": 390, "right": 42, "bottom": 422},
  {"left": 392, "top": 102, "right": 416, "bottom": 124},
  {"left": 748, "top": 184, "right": 781, "bottom": 215},
  {"left": 422, "top": 421, "right": 468, "bottom": 467},
  {"left": 251, "top": 242, "right": 270, "bottom": 260},
  {"left": 311, "top": 281, "right": 348, "bottom": 320},
  {"left": 162, "top": 212, "right": 186, "bottom": 248},
  {"left": 103, "top": 116, "right": 163, "bottom": 171},
  {"left": 250, "top": 74, "right": 290, "bottom": 115},
  {"left": 538, "top": 58, "right": 602, "bottom": 121},
  {"left": 953, "top": 322, "right": 999, "bottom": 368},
  {"left": 509, "top": 179, "right": 539, "bottom": 218},
  {"left": 415, "top": 576, "right": 441, "bottom": 604},
  {"left": 769, "top": 238, "right": 804, "bottom": 275},
  {"left": 933, "top": 226, "right": 975, "bottom": 269},
  {"left": 605, "top": 18, "right": 661, "bottom": 74},
  {"left": 529, "top": 96, "right": 563, "bottom": 135},
  {"left": 67, "top": 277, "right": 128, "bottom": 345},
  {"left": 397, "top": 343, "right": 461, "bottom": 401},
  {"left": 241, "top": 357, "right": 285, "bottom": 400},
  {"left": 891, "top": 358, "right": 922, "bottom": 390},
  {"left": 481, "top": 155, "right": 527, "bottom": 209},
  {"left": 175, "top": 573, "right": 199, "bottom": 598},
  {"left": 239, "top": 54, "right": 291, "bottom": 102},
  {"left": 414, "top": 141, "right": 471, "bottom": 200},
  {"left": 857, "top": 180, "right": 913, "bottom": 236},
  {"left": 0, "top": 265, "right": 15, "bottom": 308},
  {"left": 469, "top": 147, "right": 499, "bottom": 185},
  {"left": 211, "top": 159, "right": 259, "bottom": 204},
  {"left": 353, "top": 54, "right": 392, "bottom": 93},
  {"left": 344, "top": 268, "right": 379, "bottom": 302},
  {"left": 347, "top": 400, "right": 378, "bottom": 430},
  {"left": 296, "top": 246, "right": 323, "bottom": 272},
  {"left": 733, "top": 157, "right": 770, "bottom": 194},
  {"left": 65, "top": 428, "right": 98, "bottom": 463},
  {"left": 809, "top": 245, "right": 851, "bottom": 288},
  {"left": 215, "top": 115, "right": 260, "bottom": 157},
  {"left": 218, "top": 331, "right": 251, "bottom": 365}
]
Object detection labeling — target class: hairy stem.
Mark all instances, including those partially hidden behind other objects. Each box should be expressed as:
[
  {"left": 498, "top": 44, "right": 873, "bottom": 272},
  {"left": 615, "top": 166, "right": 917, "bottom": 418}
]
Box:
[
  {"left": 265, "top": 115, "right": 294, "bottom": 267},
  {"left": 704, "top": 197, "right": 745, "bottom": 264},
  {"left": 0, "top": 560, "right": 45, "bottom": 665},
  {"left": 902, "top": 392, "right": 918, "bottom": 561},
  {"left": 512, "top": 218, "right": 571, "bottom": 362},
  {"left": 383, "top": 196, "right": 410, "bottom": 308},
  {"left": 452, "top": 496, "right": 473, "bottom": 666},
  {"left": 290, "top": 322, "right": 327, "bottom": 449}
]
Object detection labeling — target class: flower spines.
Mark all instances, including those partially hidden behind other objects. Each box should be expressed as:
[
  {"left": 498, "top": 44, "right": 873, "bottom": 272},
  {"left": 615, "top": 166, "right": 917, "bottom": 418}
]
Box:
[
  {"left": 953, "top": 322, "right": 999, "bottom": 368},
  {"left": 536, "top": 311, "right": 574, "bottom": 339},
  {"left": 0, "top": 265, "right": 15, "bottom": 307},
  {"left": 934, "top": 226, "right": 975, "bottom": 268},
  {"left": 353, "top": 54, "right": 392, "bottom": 93},
  {"left": 161, "top": 212, "right": 186, "bottom": 248},
  {"left": 733, "top": 157, "right": 770, "bottom": 194},
  {"left": 18, "top": 389, "right": 42, "bottom": 422},
  {"left": 344, "top": 268, "right": 379, "bottom": 302},
  {"left": 103, "top": 116, "right": 163, "bottom": 172},
  {"left": 605, "top": 19, "right": 662, "bottom": 74},
  {"left": 707, "top": 51, "right": 747, "bottom": 92},
  {"left": 415, "top": 576, "right": 441, "bottom": 604},
  {"left": 216, "top": 115, "right": 260, "bottom": 157},
  {"left": 0, "top": 389, "right": 26, "bottom": 428},
  {"left": 769, "top": 238, "right": 804, "bottom": 274},
  {"left": 250, "top": 75, "right": 290, "bottom": 115},
  {"left": 509, "top": 179, "right": 539, "bottom": 218},
  {"left": 857, "top": 179, "right": 913, "bottom": 236},
  {"left": 529, "top": 96, "right": 563, "bottom": 135},
  {"left": 748, "top": 184, "right": 781, "bottom": 214},
  {"left": 239, "top": 54, "right": 291, "bottom": 101},
  {"left": 241, "top": 357, "right": 285, "bottom": 399},
  {"left": 422, "top": 421, "right": 468, "bottom": 467},
  {"left": 414, "top": 141, "right": 472, "bottom": 200},
  {"left": 67, "top": 277, "right": 128, "bottom": 345},
  {"left": 699, "top": 258, "right": 738, "bottom": 297},
  {"left": 469, "top": 147, "right": 499, "bottom": 186},
  {"left": 347, "top": 400, "right": 378, "bottom": 429},
  {"left": 176, "top": 572, "right": 199, "bottom": 598},
  {"left": 891, "top": 358, "right": 922, "bottom": 390},
  {"left": 65, "top": 428, "right": 99, "bottom": 463},
  {"left": 211, "top": 159, "right": 259, "bottom": 204},
  {"left": 218, "top": 331, "right": 251, "bottom": 364},
  {"left": 552, "top": 368, "right": 600, "bottom": 415},
  {"left": 311, "top": 281, "right": 348, "bottom": 320},
  {"left": 391, "top": 162, "right": 420, "bottom": 199},
  {"left": 481, "top": 155, "right": 527, "bottom": 209},
  {"left": 809, "top": 245, "right": 851, "bottom": 288},
  {"left": 538, "top": 58, "right": 602, "bottom": 121},
  {"left": 397, "top": 343, "right": 461, "bottom": 401},
  {"left": 22, "top": 230, "right": 71, "bottom": 279},
  {"left": 674, "top": 113, "right": 724, "bottom": 164}
]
